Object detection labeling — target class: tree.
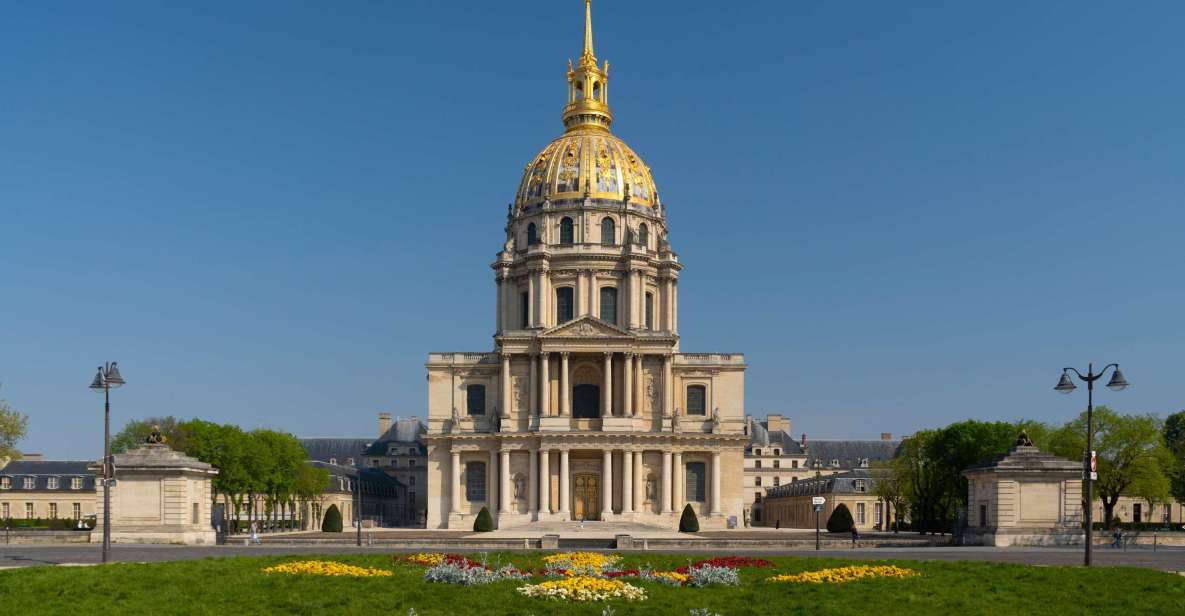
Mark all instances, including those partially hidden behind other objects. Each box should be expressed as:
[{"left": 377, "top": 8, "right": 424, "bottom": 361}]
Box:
[
  {"left": 1131, "top": 461, "right": 1172, "bottom": 526},
  {"left": 870, "top": 460, "right": 906, "bottom": 532},
  {"left": 321, "top": 504, "right": 343, "bottom": 532},
  {"left": 0, "top": 389, "right": 28, "bottom": 461},
  {"left": 678, "top": 503, "right": 699, "bottom": 533},
  {"left": 827, "top": 503, "right": 855, "bottom": 533},
  {"left": 473, "top": 506, "right": 494, "bottom": 532},
  {"left": 110, "top": 416, "right": 180, "bottom": 454},
  {"left": 1046, "top": 406, "right": 1169, "bottom": 527},
  {"left": 293, "top": 463, "right": 330, "bottom": 530},
  {"left": 1165, "top": 411, "right": 1185, "bottom": 505}
]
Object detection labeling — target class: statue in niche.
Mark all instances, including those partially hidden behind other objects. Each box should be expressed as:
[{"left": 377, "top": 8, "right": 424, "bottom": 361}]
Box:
[
  {"left": 672, "top": 408, "right": 682, "bottom": 432},
  {"left": 645, "top": 474, "right": 658, "bottom": 503},
  {"left": 711, "top": 408, "right": 721, "bottom": 430},
  {"left": 644, "top": 374, "right": 658, "bottom": 413},
  {"left": 451, "top": 406, "right": 462, "bottom": 432},
  {"left": 513, "top": 473, "right": 527, "bottom": 502},
  {"left": 514, "top": 377, "right": 529, "bottom": 414}
]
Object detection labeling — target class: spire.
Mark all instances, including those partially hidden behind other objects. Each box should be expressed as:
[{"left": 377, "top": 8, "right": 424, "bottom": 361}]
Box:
[
  {"left": 563, "top": 0, "right": 613, "bottom": 132},
  {"left": 582, "top": 0, "right": 595, "bottom": 63}
]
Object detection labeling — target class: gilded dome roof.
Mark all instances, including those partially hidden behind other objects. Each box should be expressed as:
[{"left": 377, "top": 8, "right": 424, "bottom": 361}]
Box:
[{"left": 515, "top": 129, "right": 659, "bottom": 212}]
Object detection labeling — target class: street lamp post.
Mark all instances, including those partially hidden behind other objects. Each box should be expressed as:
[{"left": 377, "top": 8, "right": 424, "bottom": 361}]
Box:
[
  {"left": 1054, "top": 362, "right": 1128, "bottom": 567},
  {"left": 354, "top": 468, "right": 363, "bottom": 547},
  {"left": 89, "top": 362, "right": 125, "bottom": 564}
]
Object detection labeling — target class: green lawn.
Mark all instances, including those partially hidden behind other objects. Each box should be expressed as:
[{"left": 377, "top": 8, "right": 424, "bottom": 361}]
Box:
[{"left": 1, "top": 552, "right": 1182, "bottom": 615}]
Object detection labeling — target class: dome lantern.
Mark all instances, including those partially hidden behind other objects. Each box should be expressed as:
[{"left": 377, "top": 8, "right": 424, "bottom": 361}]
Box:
[{"left": 562, "top": 0, "right": 613, "bottom": 133}]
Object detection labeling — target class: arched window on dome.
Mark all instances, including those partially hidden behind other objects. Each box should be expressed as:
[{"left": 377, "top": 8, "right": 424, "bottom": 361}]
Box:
[
  {"left": 527, "top": 223, "right": 538, "bottom": 246},
  {"left": 559, "top": 217, "right": 574, "bottom": 245},
  {"left": 600, "top": 217, "right": 615, "bottom": 246},
  {"left": 638, "top": 223, "right": 649, "bottom": 247},
  {"left": 599, "top": 287, "right": 618, "bottom": 325},
  {"left": 592, "top": 81, "right": 601, "bottom": 102}
]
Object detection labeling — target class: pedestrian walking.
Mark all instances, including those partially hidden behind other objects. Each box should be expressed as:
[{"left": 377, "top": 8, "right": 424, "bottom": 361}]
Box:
[
  {"left": 250, "top": 522, "right": 261, "bottom": 545},
  {"left": 1111, "top": 528, "right": 1122, "bottom": 549},
  {"left": 851, "top": 526, "right": 859, "bottom": 546}
]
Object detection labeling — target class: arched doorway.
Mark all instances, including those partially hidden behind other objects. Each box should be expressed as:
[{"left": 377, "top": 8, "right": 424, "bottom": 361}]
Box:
[{"left": 572, "top": 384, "right": 599, "bottom": 418}]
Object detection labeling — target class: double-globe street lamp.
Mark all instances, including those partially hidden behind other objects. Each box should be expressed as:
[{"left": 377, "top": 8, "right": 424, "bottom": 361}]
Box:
[
  {"left": 89, "top": 362, "right": 125, "bottom": 564},
  {"left": 1054, "top": 362, "right": 1128, "bottom": 567}
]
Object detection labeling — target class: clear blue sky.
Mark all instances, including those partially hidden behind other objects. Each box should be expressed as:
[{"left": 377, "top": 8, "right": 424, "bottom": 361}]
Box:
[{"left": 3, "top": 1, "right": 1182, "bottom": 459}]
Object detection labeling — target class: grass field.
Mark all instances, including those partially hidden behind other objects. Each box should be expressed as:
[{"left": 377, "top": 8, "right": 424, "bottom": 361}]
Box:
[{"left": 1, "top": 552, "right": 1182, "bottom": 615}]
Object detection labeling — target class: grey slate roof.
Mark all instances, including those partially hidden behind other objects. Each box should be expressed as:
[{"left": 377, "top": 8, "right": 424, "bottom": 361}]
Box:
[
  {"left": 363, "top": 418, "right": 426, "bottom": 456},
  {"left": 765, "top": 469, "right": 878, "bottom": 499},
  {"left": 0, "top": 460, "right": 96, "bottom": 491},
  {"left": 298, "top": 438, "right": 372, "bottom": 465},
  {"left": 746, "top": 422, "right": 805, "bottom": 456},
  {"left": 307, "top": 461, "right": 406, "bottom": 497},
  {"left": 805, "top": 440, "right": 899, "bottom": 469}
]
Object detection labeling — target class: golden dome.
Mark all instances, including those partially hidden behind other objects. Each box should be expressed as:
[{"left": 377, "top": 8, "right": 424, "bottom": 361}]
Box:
[{"left": 515, "top": 129, "right": 659, "bottom": 212}]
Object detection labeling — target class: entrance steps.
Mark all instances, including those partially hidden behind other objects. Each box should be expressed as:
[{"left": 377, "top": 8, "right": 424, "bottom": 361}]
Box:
[{"left": 486, "top": 519, "right": 680, "bottom": 539}]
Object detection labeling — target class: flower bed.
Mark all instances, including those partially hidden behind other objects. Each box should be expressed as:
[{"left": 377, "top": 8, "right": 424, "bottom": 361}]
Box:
[
  {"left": 402, "top": 553, "right": 483, "bottom": 569},
  {"left": 517, "top": 576, "right": 647, "bottom": 602},
  {"left": 689, "top": 556, "right": 775, "bottom": 569},
  {"left": 261, "top": 560, "right": 392, "bottom": 578},
  {"left": 768, "top": 565, "right": 919, "bottom": 584},
  {"left": 540, "top": 552, "right": 621, "bottom": 572}
]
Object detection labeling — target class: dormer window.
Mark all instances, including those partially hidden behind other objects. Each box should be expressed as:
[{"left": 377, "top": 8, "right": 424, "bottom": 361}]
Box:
[
  {"left": 329, "top": 458, "right": 337, "bottom": 466},
  {"left": 346, "top": 458, "right": 355, "bottom": 467},
  {"left": 855, "top": 480, "right": 867, "bottom": 492},
  {"left": 0, "top": 477, "right": 10, "bottom": 489},
  {"left": 71, "top": 477, "right": 83, "bottom": 490},
  {"left": 47, "top": 477, "right": 59, "bottom": 489},
  {"left": 831, "top": 459, "right": 839, "bottom": 467},
  {"left": 388, "top": 444, "right": 399, "bottom": 456},
  {"left": 23, "top": 477, "right": 35, "bottom": 489}
]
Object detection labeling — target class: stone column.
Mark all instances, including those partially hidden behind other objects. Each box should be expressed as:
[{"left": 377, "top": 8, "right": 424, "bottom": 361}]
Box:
[
  {"left": 540, "top": 268, "right": 552, "bottom": 328},
  {"left": 560, "top": 352, "right": 570, "bottom": 416},
  {"left": 495, "top": 276, "right": 503, "bottom": 333},
  {"left": 622, "top": 449, "right": 634, "bottom": 513},
  {"left": 576, "top": 271, "right": 586, "bottom": 317},
  {"left": 671, "top": 279, "right": 679, "bottom": 333},
  {"left": 489, "top": 449, "right": 499, "bottom": 514},
  {"left": 559, "top": 449, "right": 571, "bottom": 515},
  {"left": 601, "top": 449, "right": 613, "bottom": 517},
  {"left": 450, "top": 450, "right": 462, "bottom": 514},
  {"left": 527, "top": 271, "right": 536, "bottom": 327},
  {"left": 661, "top": 451, "right": 672, "bottom": 514},
  {"left": 590, "top": 271, "right": 599, "bottom": 318},
  {"left": 499, "top": 449, "right": 511, "bottom": 513},
  {"left": 672, "top": 451, "right": 683, "bottom": 510},
  {"left": 540, "top": 352, "right": 551, "bottom": 416},
  {"left": 539, "top": 449, "right": 551, "bottom": 515},
  {"left": 500, "top": 354, "right": 511, "bottom": 419},
  {"left": 602, "top": 352, "right": 613, "bottom": 417},
  {"left": 663, "top": 355, "right": 673, "bottom": 417},
  {"left": 529, "top": 353, "right": 539, "bottom": 416},
  {"left": 711, "top": 451, "right": 722, "bottom": 515},
  {"left": 528, "top": 448, "right": 539, "bottom": 515},
  {"left": 622, "top": 352, "right": 633, "bottom": 417},
  {"left": 633, "top": 451, "right": 644, "bottom": 513},
  {"left": 633, "top": 354, "right": 643, "bottom": 417}
]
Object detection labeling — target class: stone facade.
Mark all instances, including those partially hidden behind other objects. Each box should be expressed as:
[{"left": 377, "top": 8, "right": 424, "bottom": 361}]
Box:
[
  {"left": 90, "top": 443, "right": 218, "bottom": 544},
  {"left": 423, "top": 2, "right": 748, "bottom": 531},
  {"left": 762, "top": 470, "right": 889, "bottom": 531},
  {"left": 962, "top": 443, "right": 1085, "bottom": 547},
  {"left": 0, "top": 459, "right": 95, "bottom": 523}
]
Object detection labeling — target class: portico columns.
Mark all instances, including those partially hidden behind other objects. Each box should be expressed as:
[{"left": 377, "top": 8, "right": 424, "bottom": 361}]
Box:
[
  {"left": 559, "top": 352, "right": 570, "bottom": 416},
  {"left": 529, "top": 353, "right": 539, "bottom": 416},
  {"left": 602, "top": 352, "right": 613, "bottom": 417},
  {"left": 500, "top": 354, "right": 511, "bottom": 419},
  {"left": 711, "top": 451, "right": 722, "bottom": 515},
  {"left": 539, "top": 449, "right": 551, "bottom": 515},
  {"left": 632, "top": 451, "right": 644, "bottom": 512},
  {"left": 622, "top": 353, "right": 633, "bottom": 417},
  {"left": 540, "top": 352, "right": 550, "bottom": 416},
  {"left": 633, "top": 354, "right": 643, "bottom": 417},
  {"left": 672, "top": 451, "right": 683, "bottom": 510},
  {"left": 622, "top": 449, "right": 634, "bottom": 513},
  {"left": 661, "top": 451, "right": 672, "bottom": 513},
  {"left": 450, "top": 451, "right": 461, "bottom": 514},
  {"left": 559, "top": 450, "right": 571, "bottom": 515},
  {"left": 601, "top": 449, "right": 613, "bottom": 517},
  {"left": 499, "top": 449, "right": 511, "bottom": 513},
  {"left": 528, "top": 447, "right": 539, "bottom": 514}
]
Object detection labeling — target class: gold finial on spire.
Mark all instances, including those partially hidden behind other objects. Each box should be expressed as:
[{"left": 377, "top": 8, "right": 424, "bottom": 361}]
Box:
[
  {"left": 582, "top": 0, "right": 595, "bottom": 62},
  {"left": 563, "top": 0, "right": 612, "bottom": 132}
]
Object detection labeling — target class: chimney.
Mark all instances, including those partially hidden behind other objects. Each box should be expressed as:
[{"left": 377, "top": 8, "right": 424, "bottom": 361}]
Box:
[
  {"left": 378, "top": 412, "right": 391, "bottom": 437},
  {"left": 765, "top": 414, "right": 790, "bottom": 434},
  {"left": 881, "top": 432, "right": 893, "bottom": 441},
  {"left": 801, "top": 432, "right": 807, "bottom": 447}
]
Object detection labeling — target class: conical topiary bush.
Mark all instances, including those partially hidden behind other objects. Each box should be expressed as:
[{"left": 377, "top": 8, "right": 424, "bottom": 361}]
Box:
[
  {"left": 826, "top": 503, "right": 855, "bottom": 533},
  {"left": 678, "top": 503, "right": 700, "bottom": 533},
  {"left": 321, "top": 504, "right": 343, "bottom": 533},
  {"left": 473, "top": 506, "right": 494, "bottom": 532}
]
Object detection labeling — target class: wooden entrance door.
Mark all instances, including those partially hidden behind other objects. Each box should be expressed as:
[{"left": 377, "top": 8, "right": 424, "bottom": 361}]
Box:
[{"left": 572, "top": 473, "right": 600, "bottom": 520}]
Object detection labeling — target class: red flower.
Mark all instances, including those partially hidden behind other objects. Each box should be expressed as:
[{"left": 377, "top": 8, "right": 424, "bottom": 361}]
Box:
[{"left": 687, "top": 556, "right": 775, "bottom": 570}]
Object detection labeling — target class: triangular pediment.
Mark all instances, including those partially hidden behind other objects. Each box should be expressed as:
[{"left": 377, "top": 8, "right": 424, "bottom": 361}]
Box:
[{"left": 541, "top": 316, "right": 633, "bottom": 339}]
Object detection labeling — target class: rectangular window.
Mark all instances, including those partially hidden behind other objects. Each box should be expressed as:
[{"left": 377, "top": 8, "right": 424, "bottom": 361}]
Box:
[
  {"left": 0, "top": 477, "right": 9, "bottom": 489},
  {"left": 408, "top": 459, "right": 415, "bottom": 467},
  {"left": 25, "top": 503, "right": 34, "bottom": 518},
  {"left": 23, "top": 477, "right": 35, "bottom": 489},
  {"left": 980, "top": 504, "right": 988, "bottom": 527},
  {"left": 774, "top": 460, "right": 780, "bottom": 468},
  {"left": 520, "top": 291, "right": 530, "bottom": 328},
  {"left": 467, "top": 384, "right": 486, "bottom": 416},
  {"left": 555, "top": 287, "right": 574, "bottom": 323},
  {"left": 72, "top": 503, "right": 81, "bottom": 519},
  {"left": 686, "top": 385, "right": 706, "bottom": 415},
  {"left": 645, "top": 292, "right": 654, "bottom": 329},
  {"left": 755, "top": 476, "right": 761, "bottom": 486},
  {"left": 71, "top": 477, "right": 82, "bottom": 490},
  {"left": 409, "top": 476, "right": 416, "bottom": 486},
  {"left": 47, "top": 477, "right": 59, "bottom": 490},
  {"left": 599, "top": 287, "right": 617, "bottom": 325},
  {"left": 857, "top": 503, "right": 865, "bottom": 525},
  {"left": 755, "top": 460, "right": 761, "bottom": 469},
  {"left": 1133, "top": 503, "right": 1142, "bottom": 523},
  {"left": 388, "top": 444, "right": 399, "bottom": 455},
  {"left": 685, "top": 462, "right": 707, "bottom": 502},
  {"left": 792, "top": 460, "right": 798, "bottom": 469},
  {"left": 1, "top": 503, "right": 8, "bottom": 518},
  {"left": 465, "top": 462, "right": 487, "bottom": 503},
  {"left": 48, "top": 503, "right": 58, "bottom": 519},
  {"left": 773, "top": 477, "right": 780, "bottom": 486},
  {"left": 192, "top": 503, "right": 200, "bottom": 524}
]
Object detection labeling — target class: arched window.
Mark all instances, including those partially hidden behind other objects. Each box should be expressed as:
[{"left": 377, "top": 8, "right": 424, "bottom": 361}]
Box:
[
  {"left": 527, "top": 223, "right": 538, "bottom": 246},
  {"left": 465, "top": 462, "right": 487, "bottom": 502},
  {"left": 600, "top": 217, "right": 615, "bottom": 246},
  {"left": 599, "top": 287, "right": 618, "bottom": 325},
  {"left": 555, "top": 287, "right": 574, "bottom": 323},
  {"left": 685, "top": 462, "right": 706, "bottom": 502},
  {"left": 645, "top": 292, "right": 654, "bottom": 330},
  {"left": 466, "top": 384, "right": 486, "bottom": 415},
  {"left": 638, "top": 223, "right": 648, "bottom": 246},
  {"left": 559, "top": 217, "right": 574, "bottom": 245},
  {"left": 686, "top": 385, "right": 706, "bottom": 415},
  {"left": 592, "top": 81, "right": 601, "bottom": 101}
]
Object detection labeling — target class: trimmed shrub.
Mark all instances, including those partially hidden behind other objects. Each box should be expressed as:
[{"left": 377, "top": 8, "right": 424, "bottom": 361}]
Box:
[
  {"left": 826, "top": 503, "right": 855, "bottom": 533},
  {"left": 473, "top": 506, "right": 494, "bottom": 532},
  {"left": 679, "top": 504, "right": 700, "bottom": 533},
  {"left": 321, "top": 504, "right": 343, "bottom": 533}
]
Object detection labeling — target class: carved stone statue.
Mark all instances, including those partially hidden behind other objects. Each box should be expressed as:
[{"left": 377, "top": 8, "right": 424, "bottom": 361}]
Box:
[
  {"left": 145, "top": 425, "right": 166, "bottom": 445},
  {"left": 513, "top": 473, "right": 527, "bottom": 502},
  {"left": 1015, "top": 430, "right": 1034, "bottom": 447},
  {"left": 672, "top": 409, "right": 682, "bottom": 432},
  {"left": 451, "top": 406, "right": 462, "bottom": 433}
]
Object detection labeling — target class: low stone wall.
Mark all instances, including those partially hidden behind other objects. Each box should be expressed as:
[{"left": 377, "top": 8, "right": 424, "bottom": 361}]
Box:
[
  {"left": 1, "top": 530, "right": 92, "bottom": 544},
  {"left": 1092, "top": 532, "right": 1185, "bottom": 548},
  {"left": 258, "top": 533, "right": 948, "bottom": 550}
]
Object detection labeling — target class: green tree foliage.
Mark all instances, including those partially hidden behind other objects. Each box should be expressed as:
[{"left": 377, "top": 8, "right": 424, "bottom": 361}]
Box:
[
  {"left": 110, "top": 416, "right": 180, "bottom": 454},
  {"left": 473, "top": 506, "right": 494, "bottom": 532},
  {"left": 294, "top": 463, "right": 331, "bottom": 530},
  {"left": 321, "top": 504, "right": 343, "bottom": 532},
  {"left": 870, "top": 460, "right": 906, "bottom": 532},
  {"left": 678, "top": 503, "right": 699, "bottom": 533},
  {"left": 827, "top": 503, "right": 855, "bottom": 533},
  {"left": 1165, "top": 411, "right": 1185, "bottom": 504},
  {"left": 1043, "top": 406, "right": 1169, "bottom": 528},
  {"left": 0, "top": 388, "right": 29, "bottom": 461}
]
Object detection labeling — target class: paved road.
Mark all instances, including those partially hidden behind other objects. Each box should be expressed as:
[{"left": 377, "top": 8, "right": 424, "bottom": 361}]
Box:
[{"left": 2, "top": 543, "right": 1182, "bottom": 572}]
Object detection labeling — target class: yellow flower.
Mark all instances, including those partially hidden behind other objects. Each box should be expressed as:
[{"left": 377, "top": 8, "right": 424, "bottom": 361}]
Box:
[
  {"left": 652, "top": 571, "right": 689, "bottom": 584},
  {"left": 541, "top": 551, "right": 621, "bottom": 571},
  {"left": 767, "top": 565, "right": 918, "bottom": 584},
  {"left": 261, "top": 560, "right": 393, "bottom": 578},
  {"left": 518, "top": 576, "right": 646, "bottom": 602},
  {"left": 405, "top": 553, "right": 445, "bottom": 567}
]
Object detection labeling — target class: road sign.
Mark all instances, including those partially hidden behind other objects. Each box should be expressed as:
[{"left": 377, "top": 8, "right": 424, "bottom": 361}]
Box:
[
  {"left": 812, "top": 496, "right": 826, "bottom": 506},
  {"left": 1090, "top": 472, "right": 1098, "bottom": 481},
  {"left": 1090, "top": 451, "right": 1097, "bottom": 473}
]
